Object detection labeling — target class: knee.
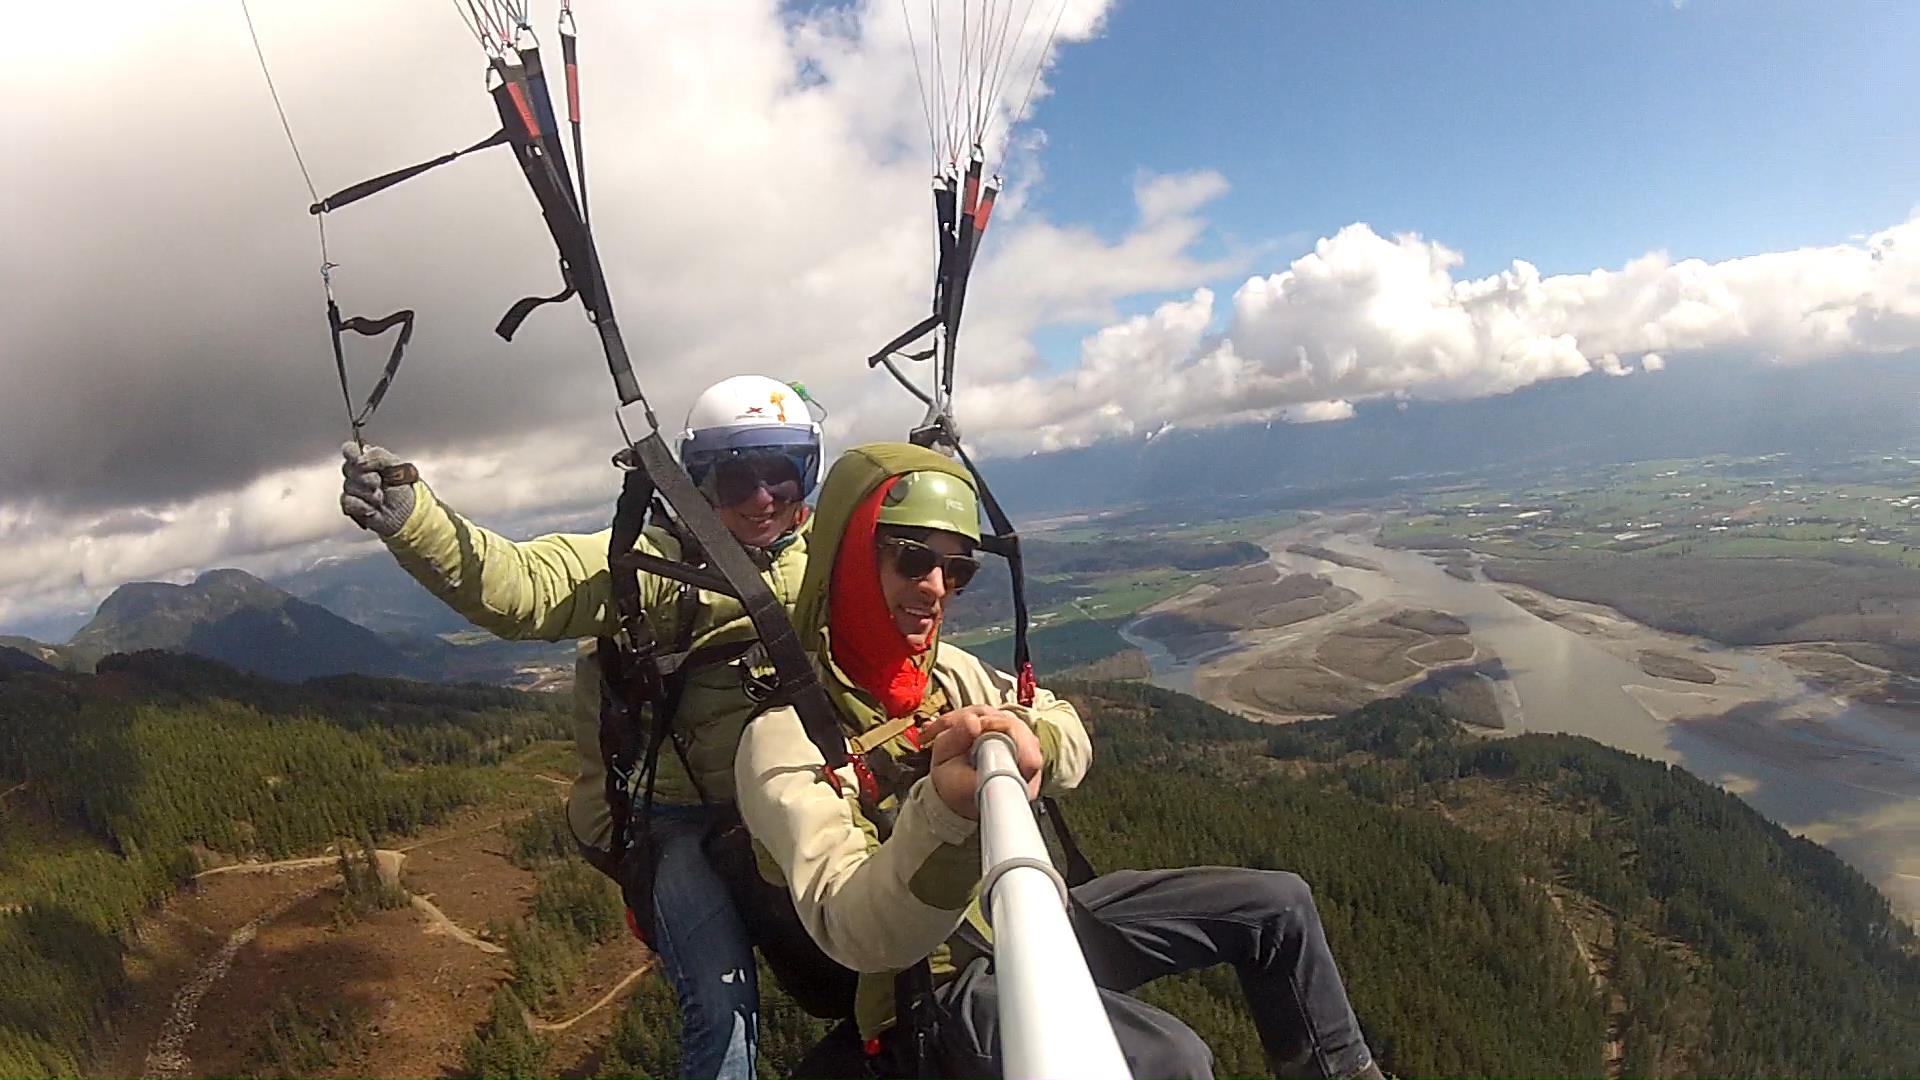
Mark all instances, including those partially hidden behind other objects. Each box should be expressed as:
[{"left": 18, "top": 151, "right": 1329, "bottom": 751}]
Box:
[
  {"left": 1250, "top": 869, "right": 1320, "bottom": 927},
  {"left": 1133, "top": 1022, "right": 1214, "bottom": 1080}
]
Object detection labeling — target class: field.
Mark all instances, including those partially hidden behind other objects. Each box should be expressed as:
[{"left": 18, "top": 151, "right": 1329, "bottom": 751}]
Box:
[
  {"left": 1379, "top": 453, "right": 1920, "bottom": 568},
  {"left": 1374, "top": 452, "right": 1920, "bottom": 676},
  {"left": 944, "top": 526, "right": 1275, "bottom": 667}
]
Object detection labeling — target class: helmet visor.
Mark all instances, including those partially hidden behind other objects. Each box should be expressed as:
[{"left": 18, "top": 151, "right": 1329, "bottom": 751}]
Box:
[{"left": 687, "top": 446, "right": 816, "bottom": 506}]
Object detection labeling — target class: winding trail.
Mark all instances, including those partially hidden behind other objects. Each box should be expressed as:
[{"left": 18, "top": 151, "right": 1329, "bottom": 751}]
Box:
[
  {"left": 530, "top": 963, "right": 655, "bottom": 1032},
  {"left": 410, "top": 893, "right": 504, "bottom": 954},
  {"left": 193, "top": 855, "right": 336, "bottom": 879},
  {"left": 143, "top": 846, "right": 517, "bottom": 1077}
]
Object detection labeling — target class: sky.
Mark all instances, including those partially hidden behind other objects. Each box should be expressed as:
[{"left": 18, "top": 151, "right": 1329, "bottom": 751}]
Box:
[{"left": 2, "top": 0, "right": 1918, "bottom": 635}]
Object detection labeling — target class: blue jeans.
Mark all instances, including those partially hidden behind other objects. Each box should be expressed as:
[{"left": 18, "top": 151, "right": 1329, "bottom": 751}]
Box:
[{"left": 649, "top": 805, "right": 760, "bottom": 1080}]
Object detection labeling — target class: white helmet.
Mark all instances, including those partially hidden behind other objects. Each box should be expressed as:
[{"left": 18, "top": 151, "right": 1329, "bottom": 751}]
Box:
[{"left": 678, "top": 375, "right": 824, "bottom": 501}]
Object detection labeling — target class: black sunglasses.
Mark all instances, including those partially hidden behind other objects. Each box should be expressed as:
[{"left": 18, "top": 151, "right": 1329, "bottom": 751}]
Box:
[{"left": 878, "top": 536, "right": 980, "bottom": 593}]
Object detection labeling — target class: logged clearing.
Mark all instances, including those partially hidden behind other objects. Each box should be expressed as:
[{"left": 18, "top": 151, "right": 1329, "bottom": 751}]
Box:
[{"left": 90, "top": 801, "right": 656, "bottom": 1080}]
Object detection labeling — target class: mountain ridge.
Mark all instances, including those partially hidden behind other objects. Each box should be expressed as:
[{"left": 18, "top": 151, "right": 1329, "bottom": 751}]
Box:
[
  {"left": 983, "top": 353, "right": 1920, "bottom": 517},
  {"left": 58, "top": 568, "right": 572, "bottom": 688},
  {"left": 66, "top": 569, "right": 412, "bottom": 681}
]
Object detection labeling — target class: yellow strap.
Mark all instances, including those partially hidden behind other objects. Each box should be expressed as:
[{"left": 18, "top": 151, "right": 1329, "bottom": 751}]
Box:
[
  {"left": 847, "top": 714, "right": 918, "bottom": 755},
  {"left": 845, "top": 681, "right": 948, "bottom": 756}
]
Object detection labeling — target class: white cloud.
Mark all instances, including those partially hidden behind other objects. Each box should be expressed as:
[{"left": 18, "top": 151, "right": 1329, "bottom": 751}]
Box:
[
  {"left": 960, "top": 215, "right": 1920, "bottom": 452},
  {"left": 1135, "top": 171, "right": 1232, "bottom": 225},
  {"left": 1283, "top": 400, "right": 1356, "bottom": 423},
  {"left": 7, "top": 0, "right": 1207, "bottom": 631},
  {"left": 9, "top": 2, "right": 1920, "bottom": 634}
]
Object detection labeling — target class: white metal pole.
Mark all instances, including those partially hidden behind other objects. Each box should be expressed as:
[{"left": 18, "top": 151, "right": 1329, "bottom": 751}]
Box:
[{"left": 973, "top": 732, "right": 1132, "bottom": 1080}]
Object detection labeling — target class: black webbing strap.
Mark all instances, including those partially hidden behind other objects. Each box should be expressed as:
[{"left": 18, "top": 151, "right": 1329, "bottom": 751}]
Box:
[
  {"left": 865, "top": 312, "right": 942, "bottom": 371},
  {"left": 657, "top": 637, "right": 756, "bottom": 679},
  {"left": 1039, "top": 796, "right": 1096, "bottom": 888},
  {"left": 495, "top": 282, "right": 577, "bottom": 341},
  {"left": 607, "top": 466, "right": 660, "bottom": 657},
  {"left": 892, "top": 961, "right": 937, "bottom": 1077},
  {"left": 560, "top": 23, "right": 589, "bottom": 231},
  {"left": 863, "top": 163, "right": 997, "bottom": 420},
  {"left": 306, "top": 128, "right": 509, "bottom": 215},
  {"left": 943, "top": 436, "right": 1032, "bottom": 701},
  {"left": 933, "top": 176, "right": 959, "bottom": 307},
  {"left": 518, "top": 47, "right": 578, "bottom": 212},
  {"left": 327, "top": 299, "right": 414, "bottom": 433},
  {"left": 628, "top": 433, "right": 850, "bottom": 771},
  {"left": 612, "top": 550, "right": 738, "bottom": 601},
  {"left": 599, "top": 465, "right": 664, "bottom": 860},
  {"left": 866, "top": 313, "right": 941, "bottom": 409},
  {"left": 944, "top": 161, "right": 980, "bottom": 400},
  {"left": 487, "top": 52, "right": 640, "bottom": 404}
]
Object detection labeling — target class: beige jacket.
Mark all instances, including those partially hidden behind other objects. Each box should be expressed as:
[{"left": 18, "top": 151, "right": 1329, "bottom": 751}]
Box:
[{"left": 736, "top": 640, "right": 1090, "bottom": 1017}]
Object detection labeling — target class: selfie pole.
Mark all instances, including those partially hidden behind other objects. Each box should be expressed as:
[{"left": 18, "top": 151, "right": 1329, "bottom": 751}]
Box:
[{"left": 973, "top": 732, "right": 1131, "bottom": 1079}]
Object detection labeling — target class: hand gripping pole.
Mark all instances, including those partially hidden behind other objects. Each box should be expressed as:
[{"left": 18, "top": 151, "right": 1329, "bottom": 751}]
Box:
[{"left": 972, "top": 733, "right": 1130, "bottom": 1079}]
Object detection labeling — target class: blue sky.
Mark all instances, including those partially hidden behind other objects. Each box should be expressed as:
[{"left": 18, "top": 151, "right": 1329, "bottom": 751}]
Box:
[{"left": 1023, "top": 1, "right": 1918, "bottom": 281}]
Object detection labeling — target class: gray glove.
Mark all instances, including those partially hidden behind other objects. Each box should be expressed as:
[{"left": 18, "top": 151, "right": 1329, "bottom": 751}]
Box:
[{"left": 340, "top": 442, "right": 419, "bottom": 537}]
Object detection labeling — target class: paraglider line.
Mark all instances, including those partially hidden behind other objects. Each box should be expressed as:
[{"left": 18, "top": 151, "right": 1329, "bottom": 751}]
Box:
[
  {"left": 1002, "top": 0, "right": 1070, "bottom": 159},
  {"left": 238, "top": 0, "right": 331, "bottom": 279},
  {"left": 899, "top": 0, "right": 939, "bottom": 170}
]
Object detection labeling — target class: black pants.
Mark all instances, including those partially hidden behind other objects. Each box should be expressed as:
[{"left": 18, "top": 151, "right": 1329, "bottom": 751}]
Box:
[{"left": 929, "top": 868, "right": 1374, "bottom": 1080}]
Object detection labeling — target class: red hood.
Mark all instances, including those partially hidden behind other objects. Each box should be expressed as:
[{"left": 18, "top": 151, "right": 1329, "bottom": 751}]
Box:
[{"left": 828, "top": 477, "right": 932, "bottom": 718}]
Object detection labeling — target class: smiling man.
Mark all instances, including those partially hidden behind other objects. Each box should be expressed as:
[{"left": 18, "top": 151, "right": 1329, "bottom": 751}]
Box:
[
  {"left": 733, "top": 443, "right": 1381, "bottom": 1079},
  {"left": 337, "top": 374, "right": 821, "bottom": 1080}
]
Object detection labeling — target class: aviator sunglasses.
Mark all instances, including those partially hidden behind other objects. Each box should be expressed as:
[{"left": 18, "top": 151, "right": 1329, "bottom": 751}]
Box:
[{"left": 878, "top": 535, "right": 980, "bottom": 592}]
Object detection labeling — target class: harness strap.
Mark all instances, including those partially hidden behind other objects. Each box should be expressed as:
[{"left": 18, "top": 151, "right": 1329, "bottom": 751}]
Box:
[
  {"left": 1039, "top": 796, "right": 1096, "bottom": 888},
  {"left": 517, "top": 47, "right": 578, "bottom": 210},
  {"left": 560, "top": 15, "right": 590, "bottom": 231},
  {"left": 937, "top": 436, "right": 1033, "bottom": 701},
  {"left": 306, "top": 128, "right": 509, "bottom": 215},
  {"left": 611, "top": 549, "right": 738, "bottom": 598},
  {"left": 494, "top": 282, "right": 577, "bottom": 341},
  {"left": 865, "top": 312, "right": 942, "bottom": 372},
  {"left": 846, "top": 714, "right": 919, "bottom": 756},
  {"left": 657, "top": 637, "right": 757, "bottom": 679},
  {"left": 599, "top": 464, "right": 663, "bottom": 861},
  {"left": 487, "top": 51, "right": 641, "bottom": 404}
]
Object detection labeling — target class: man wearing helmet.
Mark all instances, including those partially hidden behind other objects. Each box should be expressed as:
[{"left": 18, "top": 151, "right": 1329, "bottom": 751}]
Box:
[
  {"left": 338, "top": 374, "right": 821, "bottom": 1080},
  {"left": 735, "top": 443, "right": 1382, "bottom": 1079}
]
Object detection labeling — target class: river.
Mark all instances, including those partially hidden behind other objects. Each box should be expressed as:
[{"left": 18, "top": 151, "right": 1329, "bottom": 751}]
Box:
[{"left": 1124, "top": 529, "right": 1920, "bottom": 919}]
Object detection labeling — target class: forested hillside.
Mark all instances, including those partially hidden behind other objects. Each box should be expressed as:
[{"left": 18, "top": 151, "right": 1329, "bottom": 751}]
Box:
[
  {"left": 1054, "top": 682, "right": 1920, "bottom": 1079},
  {"left": 0, "top": 652, "right": 566, "bottom": 1076},
  {"left": 4, "top": 652, "right": 1914, "bottom": 1078}
]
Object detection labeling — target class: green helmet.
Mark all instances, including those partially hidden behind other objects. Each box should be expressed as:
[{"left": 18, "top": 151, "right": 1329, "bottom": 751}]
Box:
[{"left": 877, "top": 471, "right": 980, "bottom": 542}]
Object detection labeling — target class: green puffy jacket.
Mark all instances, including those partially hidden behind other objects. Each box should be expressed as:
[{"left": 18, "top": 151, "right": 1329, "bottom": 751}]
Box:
[{"left": 381, "top": 482, "right": 809, "bottom": 853}]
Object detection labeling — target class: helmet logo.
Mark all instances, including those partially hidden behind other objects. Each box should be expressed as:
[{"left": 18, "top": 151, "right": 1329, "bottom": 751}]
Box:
[
  {"left": 740, "top": 406, "right": 766, "bottom": 417},
  {"left": 770, "top": 391, "right": 787, "bottom": 422}
]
